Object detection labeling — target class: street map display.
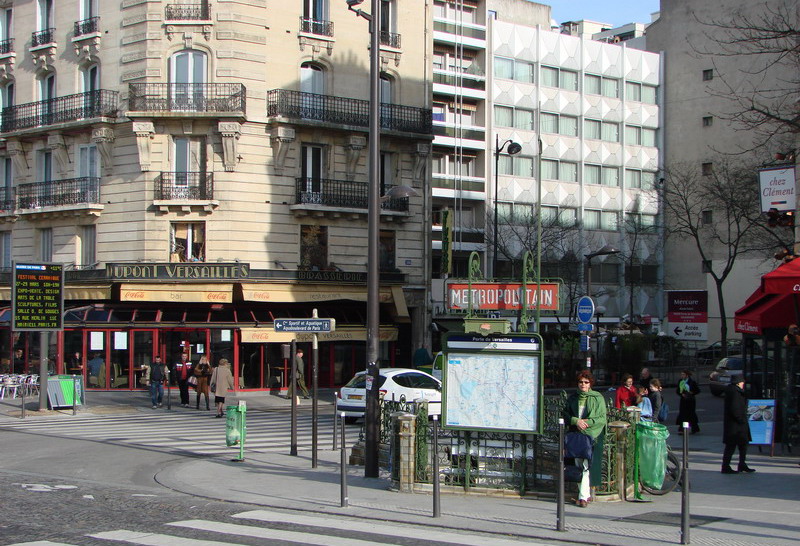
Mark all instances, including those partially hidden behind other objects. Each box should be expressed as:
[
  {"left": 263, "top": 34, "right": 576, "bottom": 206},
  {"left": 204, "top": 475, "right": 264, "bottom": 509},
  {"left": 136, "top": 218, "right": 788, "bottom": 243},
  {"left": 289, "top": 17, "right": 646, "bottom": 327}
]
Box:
[{"left": 444, "top": 351, "right": 538, "bottom": 433}]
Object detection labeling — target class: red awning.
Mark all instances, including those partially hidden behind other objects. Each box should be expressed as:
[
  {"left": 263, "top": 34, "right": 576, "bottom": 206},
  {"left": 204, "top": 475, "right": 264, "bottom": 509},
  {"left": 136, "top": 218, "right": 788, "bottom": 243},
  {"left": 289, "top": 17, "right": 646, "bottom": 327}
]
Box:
[
  {"left": 734, "top": 290, "right": 799, "bottom": 335},
  {"left": 760, "top": 259, "right": 800, "bottom": 294}
]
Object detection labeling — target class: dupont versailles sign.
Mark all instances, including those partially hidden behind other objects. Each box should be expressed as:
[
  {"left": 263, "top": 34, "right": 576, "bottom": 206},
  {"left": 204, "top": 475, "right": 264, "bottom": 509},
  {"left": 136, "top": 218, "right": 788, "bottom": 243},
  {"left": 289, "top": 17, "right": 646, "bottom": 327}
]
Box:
[{"left": 107, "top": 263, "right": 250, "bottom": 281}]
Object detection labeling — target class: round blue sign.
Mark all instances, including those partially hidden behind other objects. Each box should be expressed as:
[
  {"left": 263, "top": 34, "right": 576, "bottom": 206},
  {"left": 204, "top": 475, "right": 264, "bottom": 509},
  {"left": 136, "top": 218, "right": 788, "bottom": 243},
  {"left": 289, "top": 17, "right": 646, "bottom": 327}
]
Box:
[{"left": 577, "top": 296, "right": 595, "bottom": 323}]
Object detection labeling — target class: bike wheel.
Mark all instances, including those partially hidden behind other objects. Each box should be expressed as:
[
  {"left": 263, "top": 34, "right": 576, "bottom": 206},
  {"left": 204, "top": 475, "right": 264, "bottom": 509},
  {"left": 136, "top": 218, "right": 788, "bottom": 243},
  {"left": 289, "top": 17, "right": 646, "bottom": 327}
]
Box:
[{"left": 641, "top": 450, "right": 682, "bottom": 495}]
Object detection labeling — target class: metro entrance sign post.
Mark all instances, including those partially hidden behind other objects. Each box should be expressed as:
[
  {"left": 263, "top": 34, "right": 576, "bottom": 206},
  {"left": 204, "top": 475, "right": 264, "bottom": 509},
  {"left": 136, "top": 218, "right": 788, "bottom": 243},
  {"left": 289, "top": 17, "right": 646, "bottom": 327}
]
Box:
[{"left": 577, "top": 296, "right": 595, "bottom": 368}]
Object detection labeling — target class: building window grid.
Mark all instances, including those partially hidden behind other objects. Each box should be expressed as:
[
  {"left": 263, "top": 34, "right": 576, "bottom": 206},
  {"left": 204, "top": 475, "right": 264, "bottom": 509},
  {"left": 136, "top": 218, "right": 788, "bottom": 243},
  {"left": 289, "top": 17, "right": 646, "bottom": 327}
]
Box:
[
  {"left": 584, "top": 209, "right": 619, "bottom": 231},
  {"left": 540, "top": 112, "right": 578, "bottom": 136},
  {"left": 494, "top": 56, "right": 535, "bottom": 83},
  {"left": 541, "top": 159, "right": 578, "bottom": 182},
  {"left": 625, "top": 212, "right": 658, "bottom": 232},
  {"left": 541, "top": 65, "right": 578, "bottom": 91},
  {"left": 585, "top": 74, "right": 619, "bottom": 98},
  {"left": 585, "top": 119, "right": 619, "bottom": 142},
  {"left": 541, "top": 205, "right": 578, "bottom": 227},
  {"left": 494, "top": 105, "right": 534, "bottom": 130},
  {"left": 498, "top": 155, "right": 534, "bottom": 177}
]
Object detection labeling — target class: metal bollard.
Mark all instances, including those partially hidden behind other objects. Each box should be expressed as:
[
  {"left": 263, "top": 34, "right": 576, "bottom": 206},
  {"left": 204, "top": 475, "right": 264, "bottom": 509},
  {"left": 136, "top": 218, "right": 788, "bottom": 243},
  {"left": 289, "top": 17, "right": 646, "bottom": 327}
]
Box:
[
  {"left": 72, "top": 375, "right": 78, "bottom": 416},
  {"left": 433, "top": 414, "right": 440, "bottom": 518},
  {"left": 166, "top": 370, "right": 172, "bottom": 410},
  {"left": 332, "top": 391, "right": 338, "bottom": 450},
  {"left": 20, "top": 379, "right": 26, "bottom": 419},
  {"left": 680, "top": 421, "right": 690, "bottom": 544},
  {"left": 557, "top": 418, "right": 565, "bottom": 531},
  {"left": 340, "top": 412, "right": 348, "bottom": 507}
]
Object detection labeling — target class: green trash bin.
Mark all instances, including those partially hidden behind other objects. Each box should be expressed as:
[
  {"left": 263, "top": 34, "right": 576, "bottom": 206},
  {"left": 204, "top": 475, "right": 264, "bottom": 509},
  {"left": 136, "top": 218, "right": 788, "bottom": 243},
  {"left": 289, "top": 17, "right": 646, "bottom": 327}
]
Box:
[
  {"left": 636, "top": 421, "right": 670, "bottom": 490},
  {"left": 225, "top": 402, "right": 247, "bottom": 461}
]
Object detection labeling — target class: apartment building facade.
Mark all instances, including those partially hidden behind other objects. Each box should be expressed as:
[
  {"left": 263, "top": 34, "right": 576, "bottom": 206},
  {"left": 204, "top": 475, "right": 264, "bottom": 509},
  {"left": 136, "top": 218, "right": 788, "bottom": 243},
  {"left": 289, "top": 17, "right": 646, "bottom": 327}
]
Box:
[{"left": 0, "top": 0, "right": 433, "bottom": 391}]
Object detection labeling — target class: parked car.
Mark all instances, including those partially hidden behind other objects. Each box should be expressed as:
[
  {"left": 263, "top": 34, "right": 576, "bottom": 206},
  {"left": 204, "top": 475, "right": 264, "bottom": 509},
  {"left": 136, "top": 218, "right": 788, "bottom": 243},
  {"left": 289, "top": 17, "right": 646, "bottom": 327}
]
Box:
[
  {"left": 696, "top": 340, "right": 760, "bottom": 362},
  {"left": 336, "top": 368, "right": 441, "bottom": 422},
  {"left": 708, "top": 356, "right": 774, "bottom": 397}
]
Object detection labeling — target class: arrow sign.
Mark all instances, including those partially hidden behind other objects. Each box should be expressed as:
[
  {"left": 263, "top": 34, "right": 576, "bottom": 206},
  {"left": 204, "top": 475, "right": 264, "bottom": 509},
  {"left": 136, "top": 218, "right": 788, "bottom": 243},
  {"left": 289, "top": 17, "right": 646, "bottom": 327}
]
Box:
[
  {"left": 274, "top": 318, "right": 336, "bottom": 333},
  {"left": 673, "top": 326, "right": 683, "bottom": 336}
]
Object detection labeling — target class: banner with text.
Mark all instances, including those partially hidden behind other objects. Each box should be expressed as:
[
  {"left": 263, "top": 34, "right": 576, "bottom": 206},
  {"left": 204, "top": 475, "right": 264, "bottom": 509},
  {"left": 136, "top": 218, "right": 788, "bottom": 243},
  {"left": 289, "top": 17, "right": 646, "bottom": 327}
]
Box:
[
  {"left": 447, "top": 282, "right": 560, "bottom": 312},
  {"left": 667, "top": 290, "right": 708, "bottom": 340}
]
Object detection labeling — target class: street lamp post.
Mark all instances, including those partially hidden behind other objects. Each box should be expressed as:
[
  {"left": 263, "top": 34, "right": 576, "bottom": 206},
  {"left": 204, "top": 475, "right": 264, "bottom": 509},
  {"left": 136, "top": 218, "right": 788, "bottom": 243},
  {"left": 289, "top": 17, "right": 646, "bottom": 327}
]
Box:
[
  {"left": 585, "top": 245, "right": 620, "bottom": 373},
  {"left": 493, "top": 135, "right": 522, "bottom": 278}
]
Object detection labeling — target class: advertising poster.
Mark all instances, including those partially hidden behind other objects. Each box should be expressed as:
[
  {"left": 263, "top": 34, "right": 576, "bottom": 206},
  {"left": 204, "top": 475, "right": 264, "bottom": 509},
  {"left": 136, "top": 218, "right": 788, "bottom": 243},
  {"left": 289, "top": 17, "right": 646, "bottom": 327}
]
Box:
[{"left": 748, "top": 399, "right": 776, "bottom": 446}]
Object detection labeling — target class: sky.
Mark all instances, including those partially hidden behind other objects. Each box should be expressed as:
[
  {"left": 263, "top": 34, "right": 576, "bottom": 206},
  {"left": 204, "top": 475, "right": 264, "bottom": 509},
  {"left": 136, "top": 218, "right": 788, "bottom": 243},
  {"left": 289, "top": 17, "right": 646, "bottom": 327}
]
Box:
[{"left": 545, "top": 0, "right": 661, "bottom": 28}]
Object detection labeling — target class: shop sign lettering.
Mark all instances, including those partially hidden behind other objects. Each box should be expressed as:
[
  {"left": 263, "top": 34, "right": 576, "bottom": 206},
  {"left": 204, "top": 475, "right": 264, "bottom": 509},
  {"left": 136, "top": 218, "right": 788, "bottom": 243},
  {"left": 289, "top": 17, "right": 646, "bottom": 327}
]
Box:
[{"left": 107, "top": 263, "right": 250, "bottom": 280}]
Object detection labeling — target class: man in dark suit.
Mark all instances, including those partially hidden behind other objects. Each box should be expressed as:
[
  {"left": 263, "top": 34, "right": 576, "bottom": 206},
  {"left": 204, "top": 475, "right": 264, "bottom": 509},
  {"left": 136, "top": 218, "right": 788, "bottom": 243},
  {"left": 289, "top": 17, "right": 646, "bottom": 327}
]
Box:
[{"left": 721, "top": 374, "right": 755, "bottom": 474}]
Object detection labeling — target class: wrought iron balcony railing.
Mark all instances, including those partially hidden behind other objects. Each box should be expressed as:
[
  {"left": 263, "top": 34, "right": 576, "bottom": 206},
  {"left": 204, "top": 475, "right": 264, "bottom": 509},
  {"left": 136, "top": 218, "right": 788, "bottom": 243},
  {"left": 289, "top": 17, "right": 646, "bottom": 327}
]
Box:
[
  {"left": 128, "top": 83, "right": 246, "bottom": 115},
  {"left": 380, "top": 30, "right": 401, "bottom": 48},
  {"left": 165, "top": 3, "right": 211, "bottom": 20},
  {"left": 0, "top": 90, "right": 118, "bottom": 133},
  {"left": 155, "top": 172, "right": 214, "bottom": 200},
  {"left": 31, "top": 28, "right": 56, "bottom": 47},
  {"left": 0, "top": 187, "right": 15, "bottom": 212},
  {"left": 299, "top": 17, "right": 334, "bottom": 37},
  {"left": 16, "top": 177, "right": 100, "bottom": 210},
  {"left": 295, "top": 178, "right": 409, "bottom": 212},
  {"left": 74, "top": 17, "right": 100, "bottom": 37},
  {"left": 268, "top": 90, "right": 432, "bottom": 135},
  {"left": 0, "top": 38, "right": 13, "bottom": 55}
]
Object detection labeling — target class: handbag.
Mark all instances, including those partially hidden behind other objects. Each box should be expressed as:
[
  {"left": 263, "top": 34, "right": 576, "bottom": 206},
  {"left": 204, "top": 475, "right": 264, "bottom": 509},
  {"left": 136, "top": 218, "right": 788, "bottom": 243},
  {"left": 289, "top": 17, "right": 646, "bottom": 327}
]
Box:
[
  {"left": 564, "top": 431, "right": 594, "bottom": 460},
  {"left": 187, "top": 375, "right": 198, "bottom": 386}
]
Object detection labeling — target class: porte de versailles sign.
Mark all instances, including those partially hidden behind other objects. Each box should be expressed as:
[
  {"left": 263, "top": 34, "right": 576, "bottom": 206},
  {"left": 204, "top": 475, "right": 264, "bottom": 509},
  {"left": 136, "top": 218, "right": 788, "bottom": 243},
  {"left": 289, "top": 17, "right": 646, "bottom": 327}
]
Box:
[{"left": 107, "top": 263, "right": 251, "bottom": 281}]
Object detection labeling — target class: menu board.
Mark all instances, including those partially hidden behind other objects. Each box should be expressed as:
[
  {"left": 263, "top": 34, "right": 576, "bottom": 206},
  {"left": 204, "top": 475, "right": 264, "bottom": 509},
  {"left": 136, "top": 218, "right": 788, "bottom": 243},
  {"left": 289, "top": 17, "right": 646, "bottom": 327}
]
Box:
[
  {"left": 12, "top": 262, "right": 64, "bottom": 331},
  {"left": 748, "top": 399, "right": 776, "bottom": 446}
]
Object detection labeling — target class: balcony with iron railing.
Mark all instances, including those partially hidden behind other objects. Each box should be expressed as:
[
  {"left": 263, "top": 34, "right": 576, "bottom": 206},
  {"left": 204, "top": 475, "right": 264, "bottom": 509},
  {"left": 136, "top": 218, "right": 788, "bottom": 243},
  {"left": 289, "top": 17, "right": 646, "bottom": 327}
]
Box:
[
  {"left": 155, "top": 172, "right": 214, "bottom": 200},
  {"left": 295, "top": 178, "right": 409, "bottom": 212},
  {"left": 128, "top": 83, "right": 246, "bottom": 117},
  {"left": 74, "top": 16, "right": 100, "bottom": 37},
  {"left": 31, "top": 28, "right": 56, "bottom": 47},
  {"left": 16, "top": 177, "right": 100, "bottom": 210},
  {"left": 165, "top": 3, "right": 211, "bottom": 20},
  {"left": 0, "top": 38, "right": 13, "bottom": 55},
  {"left": 267, "top": 90, "right": 432, "bottom": 135},
  {"left": 0, "top": 187, "right": 15, "bottom": 213},
  {"left": 0, "top": 90, "right": 119, "bottom": 133},
  {"left": 299, "top": 16, "right": 334, "bottom": 37},
  {"left": 380, "top": 30, "right": 401, "bottom": 48}
]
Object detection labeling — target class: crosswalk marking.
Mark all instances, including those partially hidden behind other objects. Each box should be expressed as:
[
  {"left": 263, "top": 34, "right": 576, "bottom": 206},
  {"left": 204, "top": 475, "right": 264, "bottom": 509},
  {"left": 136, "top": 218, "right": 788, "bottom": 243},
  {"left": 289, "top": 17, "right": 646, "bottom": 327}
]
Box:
[
  {"left": 0, "top": 410, "right": 359, "bottom": 456},
  {"left": 5, "top": 542, "right": 74, "bottom": 546},
  {"left": 89, "top": 530, "right": 245, "bottom": 546},
  {"left": 168, "top": 520, "right": 382, "bottom": 546},
  {"left": 233, "top": 509, "right": 549, "bottom": 546}
]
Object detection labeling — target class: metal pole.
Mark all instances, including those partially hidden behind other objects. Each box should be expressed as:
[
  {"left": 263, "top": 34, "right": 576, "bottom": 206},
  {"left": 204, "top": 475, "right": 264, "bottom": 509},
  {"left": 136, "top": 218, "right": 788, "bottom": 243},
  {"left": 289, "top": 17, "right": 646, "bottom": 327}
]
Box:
[
  {"left": 332, "top": 391, "right": 339, "bottom": 450},
  {"left": 290, "top": 339, "right": 298, "bottom": 456},
  {"left": 312, "top": 311, "right": 319, "bottom": 468},
  {"left": 340, "top": 412, "right": 349, "bottom": 507},
  {"left": 493, "top": 134, "right": 500, "bottom": 278},
  {"left": 680, "top": 421, "right": 691, "bottom": 544},
  {"left": 20, "top": 376, "right": 26, "bottom": 419},
  {"left": 72, "top": 375, "right": 78, "bottom": 416},
  {"left": 364, "top": 0, "right": 382, "bottom": 479},
  {"left": 38, "top": 332, "right": 48, "bottom": 410},
  {"left": 166, "top": 369, "right": 171, "bottom": 410},
  {"left": 535, "top": 133, "right": 543, "bottom": 333},
  {"left": 433, "top": 414, "right": 441, "bottom": 518},
  {"left": 557, "top": 418, "right": 565, "bottom": 531}
]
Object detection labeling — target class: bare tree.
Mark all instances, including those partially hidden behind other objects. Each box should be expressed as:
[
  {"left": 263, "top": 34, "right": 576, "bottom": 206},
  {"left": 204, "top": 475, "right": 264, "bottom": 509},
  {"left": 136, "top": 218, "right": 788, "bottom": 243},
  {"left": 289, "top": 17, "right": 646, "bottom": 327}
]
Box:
[
  {"left": 620, "top": 213, "right": 663, "bottom": 332},
  {"left": 694, "top": 1, "right": 800, "bottom": 151},
  {"left": 663, "top": 159, "right": 787, "bottom": 352}
]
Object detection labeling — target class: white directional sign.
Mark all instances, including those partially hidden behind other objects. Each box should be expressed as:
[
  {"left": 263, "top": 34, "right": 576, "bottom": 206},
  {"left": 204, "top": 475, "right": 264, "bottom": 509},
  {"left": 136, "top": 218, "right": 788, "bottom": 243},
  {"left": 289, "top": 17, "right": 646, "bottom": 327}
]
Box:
[
  {"left": 273, "top": 318, "right": 336, "bottom": 333},
  {"left": 671, "top": 322, "right": 708, "bottom": 340}
]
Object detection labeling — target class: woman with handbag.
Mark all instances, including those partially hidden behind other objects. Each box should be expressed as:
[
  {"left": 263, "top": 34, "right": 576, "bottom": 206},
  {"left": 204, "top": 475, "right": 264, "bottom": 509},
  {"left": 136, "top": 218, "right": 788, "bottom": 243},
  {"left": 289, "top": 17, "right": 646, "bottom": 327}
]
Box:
[
  {"left": 194, "top": 355, "right": 212, "bottom": 410},
  {"left": 562, "top": 370, "right": 607, "bottom": 508},
  {"left": 210, "top": 358, "right": 234, "bottom": 418}
]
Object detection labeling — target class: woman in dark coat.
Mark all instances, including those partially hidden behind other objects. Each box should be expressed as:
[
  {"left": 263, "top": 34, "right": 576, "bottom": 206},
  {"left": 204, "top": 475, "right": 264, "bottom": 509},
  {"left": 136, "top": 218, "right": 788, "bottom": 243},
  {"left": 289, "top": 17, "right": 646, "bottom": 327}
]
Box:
[
  {"left": 676, "top": 369, "right": 700, "bottom": 434},
  {"left": 721, "top": 374, "right": 754, "bottom": 474}
]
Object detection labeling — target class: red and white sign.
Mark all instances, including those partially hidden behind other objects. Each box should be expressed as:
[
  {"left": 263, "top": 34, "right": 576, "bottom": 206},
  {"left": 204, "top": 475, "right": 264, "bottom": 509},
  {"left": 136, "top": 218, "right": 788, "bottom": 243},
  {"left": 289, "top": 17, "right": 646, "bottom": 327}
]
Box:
[
  {"left": 447, "top": 282, "right": 560, "bottom": 311},
  {"left": 759, "top": 166, "right": 796, "bottom": 212},
  {"left": 667, "top": 290, "right": 708, "bottom": 340}
]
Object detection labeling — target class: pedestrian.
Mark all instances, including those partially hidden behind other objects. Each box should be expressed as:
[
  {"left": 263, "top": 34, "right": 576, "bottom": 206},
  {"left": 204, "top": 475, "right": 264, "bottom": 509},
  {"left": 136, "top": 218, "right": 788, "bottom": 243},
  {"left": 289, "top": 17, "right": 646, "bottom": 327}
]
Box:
[
  {"left": 636, "top": 385, "right": 653, "bottom": 420},
  {"left": 638, "top": 367, "right": 652, "bottom": 389},
  {"left": 87, "top": 352, "right": 104, "bottom": 387},
  {"left": 194, "top": 355, "right": 212, "bottom": 411},
  {"left": 722, "top": 374, "right": 755, "bottom": 474},
  {"left": 648, "top": 378, "right": 665, "bottom": 423},
  {"left": 676, "top": 369, "right": 700, "bottom": 434},
  {"left": 148, "top": 355, "right": 167, "bottom": 409},
  {"left": 562, "top": 370, "right": 607, "bottom": 508},
  {"left": 614, "top": 373, "right": 638, "bottom": 409},
  {"left": 12, "top": 348, "right": 25, "bottom": 374},
  {"left": 174, "top": 353, "right": 192, "bottom": 407},
  {"left": 292, "top": 348, "right": 310, "bottom": 399},
  {"left": 210, "top": 358, "right": 234, "bottom": 418}
]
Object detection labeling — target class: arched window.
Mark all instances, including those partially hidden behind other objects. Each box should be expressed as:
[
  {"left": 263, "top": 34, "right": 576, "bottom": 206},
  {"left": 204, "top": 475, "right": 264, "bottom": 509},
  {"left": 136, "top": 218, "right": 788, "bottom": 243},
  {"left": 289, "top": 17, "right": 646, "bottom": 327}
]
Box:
[
  {"left": 379, "top": 73, "right": 393, "bottom": 104},
  {"left": 1, "top": 81, "right": 13, "bottom": 110},
  {"left": 39, "top": 73, "right": 55, "bottom": 124},
  {"left": 82, "top": 64, "right": 99, "bottom": 93},
  {"left": 300, "top": 63, "right": 324, "bottom": 95},
  {"left": 169, "top": 49, "right": 207, "bottom": 110}
]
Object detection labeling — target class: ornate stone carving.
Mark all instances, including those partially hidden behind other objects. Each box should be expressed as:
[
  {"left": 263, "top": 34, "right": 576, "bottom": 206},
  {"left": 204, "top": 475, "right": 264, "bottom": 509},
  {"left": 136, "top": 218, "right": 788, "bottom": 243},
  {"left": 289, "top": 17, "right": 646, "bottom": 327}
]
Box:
[
  {"left": 298, "top": 36, "right": 334, "bottom": 57},
  {"left": 270, "top": 126, "right": 295, "bottom": 174},
  {"left": 6, "top": 139, "right": 27, "bottom": 172},
  {"left": 91, "top": 125, "right": 116, "bottom": 171},
  {"left": 47, "top": 134, "right": 70, "bottom": 174},
  {"left": 133, "top": 121, "right": 155, "bottom": 171},
  {"left": 73, "top": 36, "right": 101, "bottom": 64},
  {"left": 413, "top": 143, "right": 430, "bottom": 181},
  {"left": 31, "top": 46, "right": 57, "bottom": 73},
  {"left": 218, "top": 121, "right": 241, "bottom": 172},
  {"left": 0, "top": 55, "right": 16, "bottom": 81},
  {"left": 345, "top": 136, "right": 366, "bottom": 180}
]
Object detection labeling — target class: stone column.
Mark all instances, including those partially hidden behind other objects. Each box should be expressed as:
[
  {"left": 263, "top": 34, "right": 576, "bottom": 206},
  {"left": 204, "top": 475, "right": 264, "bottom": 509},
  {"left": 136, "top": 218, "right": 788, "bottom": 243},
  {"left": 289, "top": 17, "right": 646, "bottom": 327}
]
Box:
[{"left": 394, "top": 412, "right": 417, "bottom": 493}]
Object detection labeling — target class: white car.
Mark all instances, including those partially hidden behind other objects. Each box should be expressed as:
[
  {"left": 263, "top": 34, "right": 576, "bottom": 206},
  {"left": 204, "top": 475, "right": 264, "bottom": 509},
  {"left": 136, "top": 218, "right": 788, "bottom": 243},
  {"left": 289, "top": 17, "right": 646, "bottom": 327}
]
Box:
[{"left": 336, "top": 368, "right": 441, "bottom": 421}]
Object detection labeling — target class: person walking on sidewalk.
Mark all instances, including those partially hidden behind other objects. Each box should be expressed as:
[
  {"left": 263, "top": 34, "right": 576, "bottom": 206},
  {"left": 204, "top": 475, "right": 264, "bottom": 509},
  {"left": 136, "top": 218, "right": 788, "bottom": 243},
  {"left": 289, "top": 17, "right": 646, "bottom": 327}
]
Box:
[
  {"left": 292, "top": 348, "right": 310, "bottom": 399},
  {"left": 148, "top": 356, "right": 168, "bottom": 409},
  {"left": 722, "top": 374, "right": 755, "bottom": 474},
  {"left": 676, "top": 369, "right": 701, "bottom": 434},
  {"left": 562, "top": 370, "right": 607, "bottom": 508},
  {"left": 175, "top": 353, "right": 192, "bottom": 407},
  {"left": 614, "top": 373, "right": 638, "bottom": 409},
  {"left": 210, "top": 358, "right": 234, "bottom": 418},
  {"left": 194, "top": 355, "right": 212, "bottom": 410}
]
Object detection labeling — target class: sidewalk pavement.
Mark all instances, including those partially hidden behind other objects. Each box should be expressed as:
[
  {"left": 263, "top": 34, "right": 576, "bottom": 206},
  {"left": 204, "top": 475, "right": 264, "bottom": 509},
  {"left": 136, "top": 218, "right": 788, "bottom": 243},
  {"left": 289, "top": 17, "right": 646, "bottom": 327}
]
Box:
[{"left": 3, "top": 389, "right": 799, "bottom": 545}]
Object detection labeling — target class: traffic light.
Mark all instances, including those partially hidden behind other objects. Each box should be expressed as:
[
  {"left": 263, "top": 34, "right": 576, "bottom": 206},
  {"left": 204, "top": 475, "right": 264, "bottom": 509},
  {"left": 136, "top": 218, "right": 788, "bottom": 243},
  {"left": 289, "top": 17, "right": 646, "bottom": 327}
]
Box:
[{"left": 767, "top": 208, "right": 780, "bottom": 227}]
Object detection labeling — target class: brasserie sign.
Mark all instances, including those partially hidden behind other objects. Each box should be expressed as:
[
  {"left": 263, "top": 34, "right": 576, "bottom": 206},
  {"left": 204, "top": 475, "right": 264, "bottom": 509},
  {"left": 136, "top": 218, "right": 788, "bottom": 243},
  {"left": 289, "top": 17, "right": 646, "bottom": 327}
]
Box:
[{"left": 107, "top": 263, "right": 250, "bottom": 280}]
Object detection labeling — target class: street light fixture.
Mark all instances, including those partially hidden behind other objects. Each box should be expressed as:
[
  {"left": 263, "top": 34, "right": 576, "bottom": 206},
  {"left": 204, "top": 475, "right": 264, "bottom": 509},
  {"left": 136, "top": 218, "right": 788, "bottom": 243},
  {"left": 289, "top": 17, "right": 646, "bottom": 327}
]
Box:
[
  {"left": 493, "top": 135, "right": 522, "bottom": 278},
  {"left": 346, "top": 0, "right": 382, "bottom": 479}
]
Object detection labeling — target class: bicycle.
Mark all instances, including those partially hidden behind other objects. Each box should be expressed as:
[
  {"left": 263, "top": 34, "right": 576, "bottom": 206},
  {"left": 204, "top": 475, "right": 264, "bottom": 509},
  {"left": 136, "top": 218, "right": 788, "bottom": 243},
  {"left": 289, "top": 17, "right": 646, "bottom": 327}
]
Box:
[{"left": 639, "top": 443, "right": 682, "bottom": 495}]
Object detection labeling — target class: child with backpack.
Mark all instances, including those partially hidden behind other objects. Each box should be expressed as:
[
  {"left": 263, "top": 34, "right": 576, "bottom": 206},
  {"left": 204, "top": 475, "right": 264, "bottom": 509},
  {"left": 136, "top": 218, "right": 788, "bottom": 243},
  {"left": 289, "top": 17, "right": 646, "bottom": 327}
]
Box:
[{"left": 649, "top": 378, "right": 669, "bottom": 424}]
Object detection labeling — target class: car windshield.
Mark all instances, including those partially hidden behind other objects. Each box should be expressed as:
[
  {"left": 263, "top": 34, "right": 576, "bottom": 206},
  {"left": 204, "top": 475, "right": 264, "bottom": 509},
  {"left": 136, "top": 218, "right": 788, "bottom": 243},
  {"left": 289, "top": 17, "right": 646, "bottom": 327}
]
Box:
[
  {"left": 724, "top": 359, "right": 744, "bottom": 371},
  {"left": 393, "top": 372, "right": 441, "bottom": 390},
  {"left": 344, "top": 374, "right": 387, "bottom": 389}
]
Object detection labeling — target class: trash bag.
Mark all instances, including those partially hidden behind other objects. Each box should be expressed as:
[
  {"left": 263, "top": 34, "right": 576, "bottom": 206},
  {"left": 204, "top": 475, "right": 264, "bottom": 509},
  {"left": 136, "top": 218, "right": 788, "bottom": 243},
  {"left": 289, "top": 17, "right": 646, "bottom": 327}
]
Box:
[{"left": 636, "top": 420, "right": 670, "bottom": 490}]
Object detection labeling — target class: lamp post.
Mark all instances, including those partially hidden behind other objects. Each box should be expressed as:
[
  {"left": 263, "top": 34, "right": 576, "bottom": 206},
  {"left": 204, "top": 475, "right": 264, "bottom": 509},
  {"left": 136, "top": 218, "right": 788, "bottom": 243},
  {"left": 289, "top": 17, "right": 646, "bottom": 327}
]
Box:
[
  {"left": 585, "top": 245, "right": 619, "bottom": 374},
  {"left": 493, "top": 135, "right": 522, "bottom": 278}
]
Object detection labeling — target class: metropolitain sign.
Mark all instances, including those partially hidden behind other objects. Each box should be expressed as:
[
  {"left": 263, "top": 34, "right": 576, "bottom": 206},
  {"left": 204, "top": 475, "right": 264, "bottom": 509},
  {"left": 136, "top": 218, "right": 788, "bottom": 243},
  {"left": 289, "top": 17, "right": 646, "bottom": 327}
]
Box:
[{"left": 447, "top": 282, "right": 560, "bottom": 311}]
